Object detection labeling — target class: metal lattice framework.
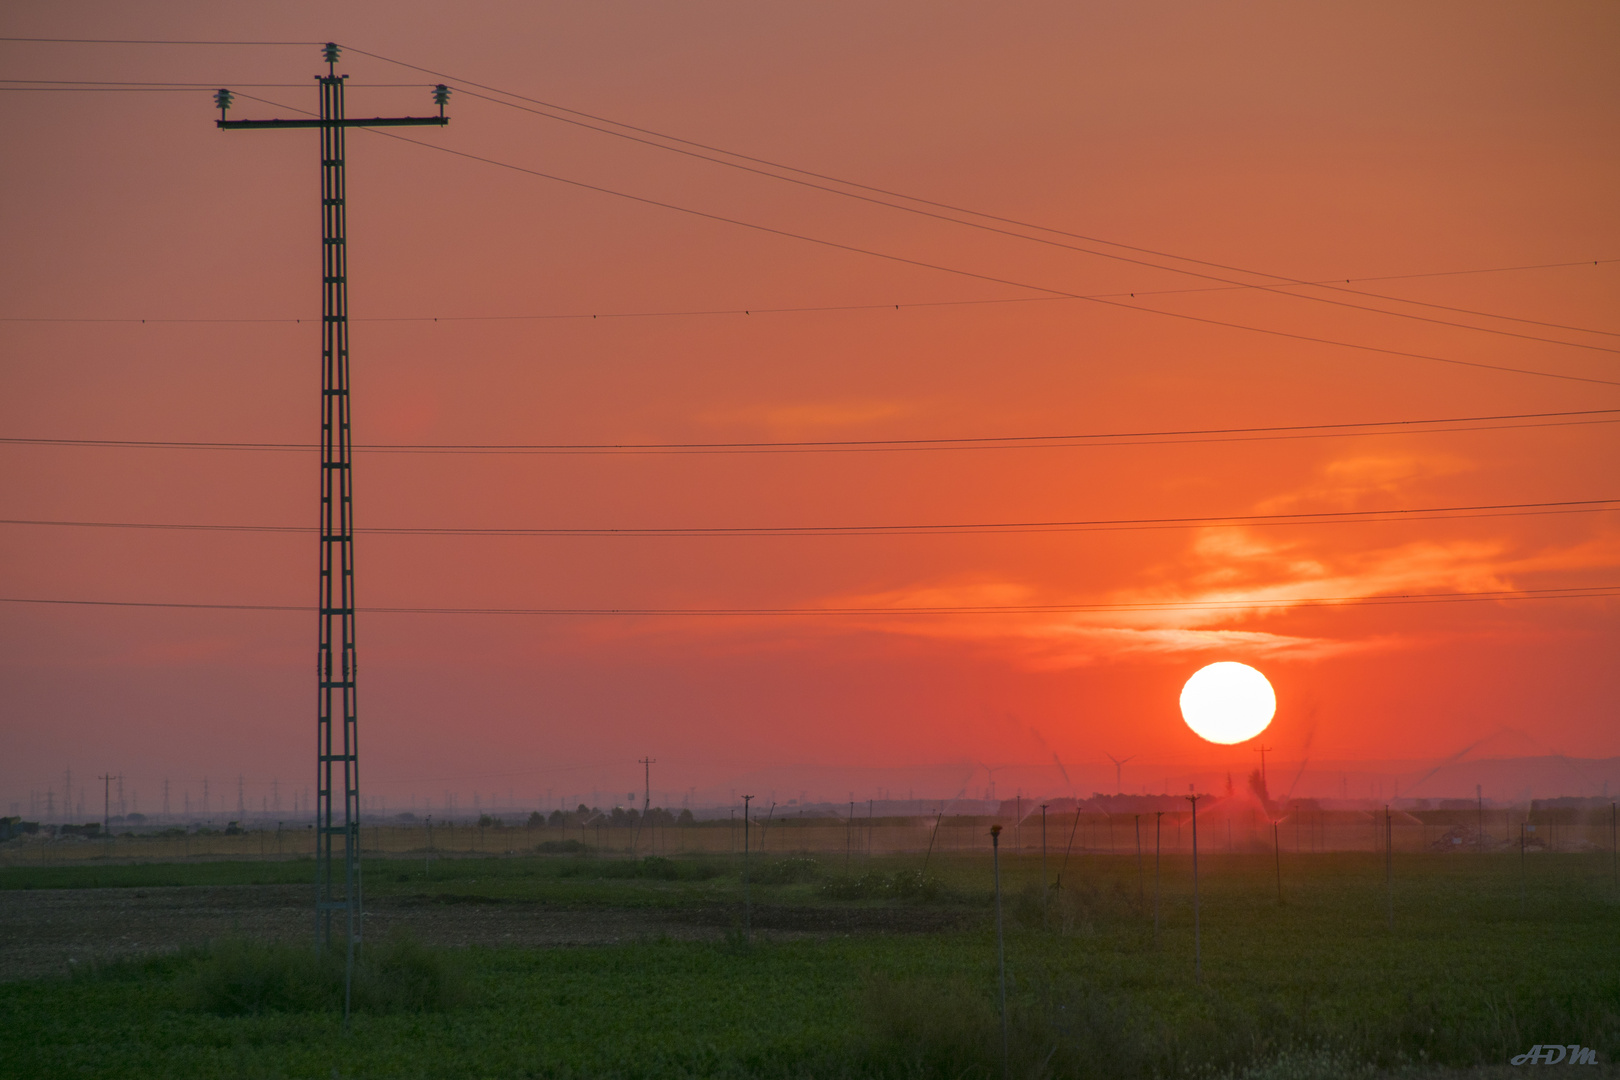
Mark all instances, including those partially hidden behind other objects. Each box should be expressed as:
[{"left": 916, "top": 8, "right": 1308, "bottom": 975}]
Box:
[
  {"left": 315, "top": 67, "right": 359, "bottom": 959},
  {"left": 217, "top": 44, "right": 448, "bottom": 1016}
]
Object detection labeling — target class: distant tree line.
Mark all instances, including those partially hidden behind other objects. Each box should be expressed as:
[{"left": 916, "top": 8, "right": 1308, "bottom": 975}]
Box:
[{"left": 525, "top": 805, "right": 696, "bottom": 829}]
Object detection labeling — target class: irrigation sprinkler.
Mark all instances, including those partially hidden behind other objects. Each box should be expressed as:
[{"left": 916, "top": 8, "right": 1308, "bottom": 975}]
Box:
[
  {"left": 742, "top": 794, "right": 754, "bottom": 944},
  {"left": 1058, "top": 803, "right": 1083, "bottom": 886},
  {"left": 1519, "top": 821, "right": 1527, "bottom": 912},
  {"left": 1153, "top": 811, "right": 1162, "bottom": 948},
  {"left": 921, "top": 806, "right": 945, "bottom": 876},
  {"left": 990, "top": 824, "right": 1009, "bottom": 1080},
  {"left": 1135, "top": 814, "right": 1144, "bottom": 906},
  {"left": 1273, "top": 820, "right": 1283, "bottom": 906},
  {"left": 1040, "top": 803, "right": 1049, "bottom": 909},
  {"left": 760, "top": 801, "right": 776, "bottom": 853},
  {"left": 1384, "top": 806, "right": 1392, "bottom": 931},
  {"left": 1188, "top": 794, "right": 1201, "bottom": 982}
]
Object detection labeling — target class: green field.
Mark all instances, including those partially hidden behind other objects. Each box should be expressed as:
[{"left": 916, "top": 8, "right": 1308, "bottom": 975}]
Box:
[{"left": 2, "top": 849, "right": 1616, "bottom": 1078}]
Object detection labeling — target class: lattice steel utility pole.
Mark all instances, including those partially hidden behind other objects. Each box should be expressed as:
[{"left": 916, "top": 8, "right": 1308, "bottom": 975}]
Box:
[{"left": 215, "top": 45, "right": 449, "bottom": 1008}]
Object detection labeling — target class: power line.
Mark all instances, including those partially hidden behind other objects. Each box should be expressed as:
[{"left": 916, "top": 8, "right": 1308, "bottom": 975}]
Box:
[
  {"left": 5, "top": 262, "right": 1614, "bottom": 325},
  {"left": 2, "top": 409, "right": 1613, "bottom": 456},
  {"left": 20, "top": 78, "right": 1615, "bottom": 387},
  {"left": 443, "top": 85, "right": 1619, "bottom": 354},
  {"left": 0, "top": 37, "right": 321, "bottom": 45},
  {"left": 210, "top": 90, "right": 1620, "bottom": 389},
  {"left": 7, "top": 38, "right": 1613, "bottom": 344},
  {"left": 0, "top": 88, "right": 224, "bottom": 93},
  {"left": 2, "top": 586, "right": 1614, "bottom": 617},
  {"left": 2, "top": 79, "right": 427, "bottom": 85},
  {"left": 344, "top": 46, "right": 1620, "bottom": 341},
  {"left": 3, "top": 500, "right": 1613, "bottom": 539},
  {"left": 1, "top": 81, "right": 425, "bottom": 89},
  {"left": 357, "top": 122, "right": 1620, "bottom": 389}
]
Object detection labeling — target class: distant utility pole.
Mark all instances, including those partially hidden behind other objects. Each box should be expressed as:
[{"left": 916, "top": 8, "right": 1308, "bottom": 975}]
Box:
[
  {"left": 1106, "top": 753, "right": 1135, "bottom": 795},
  {"left": 1385, "top": 805, "right": 1393, "bottom": 930},
  {"left": 1039, "top": 803, "right": 1049, "bottom": 893},
  {"left": 741, "top": 794, "right": 754, "bottom": 944},
  {"left": 1251, "top": 745, "right": 1273, "bottom": 790},
  {"left": 1153, "top": 811, "right": 1163, "bottom": 947},
  {"left": 635, "top": 757, "right": 656, "bottom": 853},
  {"left": 845, "top": 799, "right": 854, "bottom": 872},
  {"left": 100, "top": 773, "right": 115, "bottom": 833},
  {"left": 215, "top": 43, "right": 449, "bottom": 1026},
  {"left": 1188, "top": 793, "right": 1202, "bottom": 982}
]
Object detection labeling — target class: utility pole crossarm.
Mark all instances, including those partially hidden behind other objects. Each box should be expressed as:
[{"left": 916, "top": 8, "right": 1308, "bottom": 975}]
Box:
[{"left": 218, "top": 116, "right": 448, "bottom": 129}]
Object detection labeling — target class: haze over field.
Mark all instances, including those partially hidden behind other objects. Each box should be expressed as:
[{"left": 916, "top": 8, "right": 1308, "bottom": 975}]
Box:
[{"left": 1, "top": 3, "right": 1616, "bottom": 816}]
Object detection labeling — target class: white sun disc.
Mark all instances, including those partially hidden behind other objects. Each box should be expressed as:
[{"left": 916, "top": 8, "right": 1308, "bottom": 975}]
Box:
[{"left": 1180, "top": 662, "right": 1276, "bottom": 744}]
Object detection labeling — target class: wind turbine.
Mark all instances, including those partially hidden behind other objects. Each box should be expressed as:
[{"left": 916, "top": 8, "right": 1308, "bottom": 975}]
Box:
[
  {"left": 1106, "top": 753, "right": 1136, "bottom": 795},
  {"left": 978, "top": 762, "right": 1008, "bottom": 802}
]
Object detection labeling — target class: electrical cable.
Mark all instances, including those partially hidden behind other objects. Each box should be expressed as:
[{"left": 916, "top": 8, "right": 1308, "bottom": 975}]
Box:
[
  {"left": 2, "top": 586, "right": 1614, "bottom": 617},
  {"left": 343, "top": 46, "right": 1620, "bottom": 341},
  {"left": 0, "top": 81, "right": 423, "bottom": 89},
  {"left": 354, "top": 121, "right": 1620, "bottom": 389},
  {"left": 6, "top": 264, "right": 1614, "bottom": 328},
  {"left": 0, "top": 412, "right": 1614, "bottom": 458},
  {"left": 35, "top": 83, "right": 1612, "bottom": 388},
  {"left": 7, "top": 39, "right": 1613, "bottom": 342},
  {"left": 2, "top": 500, "right": 1613, "bottom": 539},
  {"left": 445, "top": 85, "right": 1619, "bottom": 354},
  {"left": 6, "top": 262, "right": 1613, "bottom": 330},
  {"left": 0, "top": 37, "right": 320, "bottom": 45},
  {"left": 1, "top": 79, "right": 426, "bottom": 85}
]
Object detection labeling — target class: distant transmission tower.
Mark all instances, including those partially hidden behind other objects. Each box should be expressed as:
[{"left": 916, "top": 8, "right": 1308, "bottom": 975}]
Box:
[{"left": 215, "top": 44, "right": 449, "bottom": 1013}]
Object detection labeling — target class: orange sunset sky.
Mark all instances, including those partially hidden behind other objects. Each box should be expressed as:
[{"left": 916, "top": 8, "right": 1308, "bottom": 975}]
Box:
[{"left": 2, "top": 3, "right": 1616, "bottom": 813}]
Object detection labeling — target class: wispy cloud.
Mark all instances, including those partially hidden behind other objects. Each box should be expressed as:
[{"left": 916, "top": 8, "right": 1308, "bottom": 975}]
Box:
[{"left": 810, "top": 450, "right": 1617, "bottom": 667}]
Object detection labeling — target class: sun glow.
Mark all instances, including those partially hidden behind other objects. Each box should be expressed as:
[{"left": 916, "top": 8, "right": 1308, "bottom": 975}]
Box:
[{"left": 1180, "top": 661, "right": 1276, "bottom": 744}]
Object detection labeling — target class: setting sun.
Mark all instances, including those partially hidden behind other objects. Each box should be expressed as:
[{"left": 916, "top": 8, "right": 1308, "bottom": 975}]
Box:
[{"left": 1180, "top": 661, "right": 1276, "bottom": 745}]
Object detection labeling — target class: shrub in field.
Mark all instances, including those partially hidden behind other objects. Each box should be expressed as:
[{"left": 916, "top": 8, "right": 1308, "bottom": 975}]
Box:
[
  {"left": 179, "top": 940, "right": 330, "bottom": 1015},
  {"left": 619, "top": 856, "right": 681, "bottom": 880},
  {"left": 180, "top": 931, "right": 469, "bottom": 1016},
  {"left": 348, "top": 931, "right": 470, "bottom": 1014},
  {"left": 748, "top": 856, "right": 821, "bottom": 884},
  {"left": 533, "top": 838, "right": 590, "bottom": 854}
]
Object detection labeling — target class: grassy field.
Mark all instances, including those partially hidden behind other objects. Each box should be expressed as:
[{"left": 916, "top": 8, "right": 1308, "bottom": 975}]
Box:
[{"left": 2, "top": 848, "right": 1616, "bottom": 1078}]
